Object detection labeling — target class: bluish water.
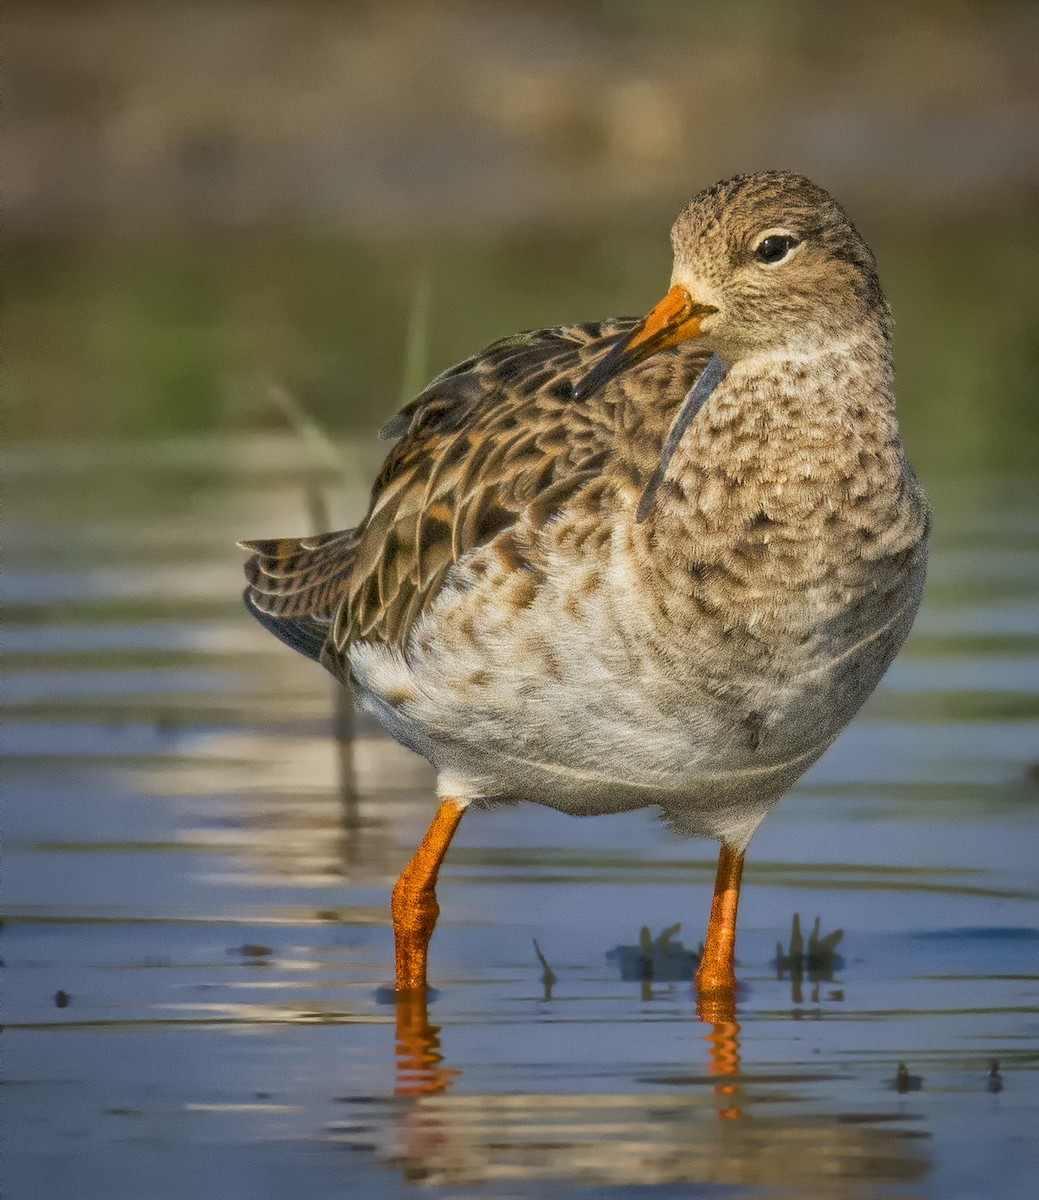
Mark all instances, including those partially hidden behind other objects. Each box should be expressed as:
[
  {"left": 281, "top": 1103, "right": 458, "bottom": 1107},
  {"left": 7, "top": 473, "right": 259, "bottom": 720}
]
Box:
[{"left": 3, "top": 439, "right": 1038, "bottom": 1199}]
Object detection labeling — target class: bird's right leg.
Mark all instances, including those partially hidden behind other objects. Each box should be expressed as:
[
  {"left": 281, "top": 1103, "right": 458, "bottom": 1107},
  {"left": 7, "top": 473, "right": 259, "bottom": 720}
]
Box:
[{"left": 392, "top": 797, "right": 466, "bottom": 991}]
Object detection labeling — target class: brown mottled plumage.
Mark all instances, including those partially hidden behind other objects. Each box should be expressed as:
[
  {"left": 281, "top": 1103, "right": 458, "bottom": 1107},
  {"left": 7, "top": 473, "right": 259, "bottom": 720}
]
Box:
[
  {"left": 242, "top": 172, "right": 930, "bottom": 1002},
  {"left": 243, "top": 320, "right": 709, "bottom": 659}
]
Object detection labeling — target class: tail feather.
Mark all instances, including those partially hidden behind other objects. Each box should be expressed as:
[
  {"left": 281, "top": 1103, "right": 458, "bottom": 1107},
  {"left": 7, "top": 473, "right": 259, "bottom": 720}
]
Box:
[
  {"left": 240, "top": 528, "right": 358, "bottom": 667},
  {"left": 243, "top": 600, "right": 331, "bottom": 663}
]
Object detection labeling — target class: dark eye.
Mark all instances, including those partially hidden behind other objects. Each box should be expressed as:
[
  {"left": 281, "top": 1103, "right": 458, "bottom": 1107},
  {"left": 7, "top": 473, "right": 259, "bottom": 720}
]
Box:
[{"left": 755, "top": 234, "right": 799, "bottom": 265}]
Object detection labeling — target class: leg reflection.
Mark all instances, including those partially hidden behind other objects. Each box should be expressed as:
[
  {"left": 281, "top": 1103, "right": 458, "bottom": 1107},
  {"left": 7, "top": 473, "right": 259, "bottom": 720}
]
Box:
[
  {"left": 705, "top": 1018, "right": 742, "bottom": 1120},
  {"left": 700, "top": 987, "right": 742, "bottom": 1121},
  {"left": 395, "top": 987, "right": 459, "bottom": 1097}
]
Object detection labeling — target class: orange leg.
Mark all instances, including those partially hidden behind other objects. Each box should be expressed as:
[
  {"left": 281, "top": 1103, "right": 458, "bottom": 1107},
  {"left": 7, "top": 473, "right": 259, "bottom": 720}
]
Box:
[
  {"left": 695, "top": 841, "right": 745, "bottom": 1014},
  {"left": 392, "top": 797, "right": 466, "bottom": 991}
]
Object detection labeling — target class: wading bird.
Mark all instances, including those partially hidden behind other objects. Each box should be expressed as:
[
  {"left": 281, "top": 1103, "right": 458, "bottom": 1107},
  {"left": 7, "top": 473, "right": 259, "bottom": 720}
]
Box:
[{"left": 242, "top": 171, "right": 929, "bottom": 1009}]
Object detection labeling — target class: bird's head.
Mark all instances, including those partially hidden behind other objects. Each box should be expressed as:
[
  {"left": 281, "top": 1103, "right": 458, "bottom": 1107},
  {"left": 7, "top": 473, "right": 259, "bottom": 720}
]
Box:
[{"left": 574, "top": 171, "right": 889, "bottom": 399}]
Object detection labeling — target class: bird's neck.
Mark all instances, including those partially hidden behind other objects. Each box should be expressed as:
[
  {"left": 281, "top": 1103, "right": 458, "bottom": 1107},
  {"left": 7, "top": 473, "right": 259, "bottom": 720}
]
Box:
[
  {"left": 632, "top": 329, "right": 924, "bottom": 626},
  {"left": 655, "top": 332, "right": 904, "bottom": 526}
]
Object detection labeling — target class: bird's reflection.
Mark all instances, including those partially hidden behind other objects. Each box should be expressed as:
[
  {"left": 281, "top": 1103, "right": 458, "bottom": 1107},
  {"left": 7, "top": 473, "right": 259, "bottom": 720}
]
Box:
[
  {"left": 370, "top": 980, "right": 930, "bottom": 1194},
  {"left": 395, "top": 984, "right": 743, "bottom": 1110}
]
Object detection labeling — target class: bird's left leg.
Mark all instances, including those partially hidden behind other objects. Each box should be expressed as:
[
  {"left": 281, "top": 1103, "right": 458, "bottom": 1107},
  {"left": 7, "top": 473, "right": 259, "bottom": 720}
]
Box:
[{"left": 695, "top": 839, "right": 745, "bottom": 1014}]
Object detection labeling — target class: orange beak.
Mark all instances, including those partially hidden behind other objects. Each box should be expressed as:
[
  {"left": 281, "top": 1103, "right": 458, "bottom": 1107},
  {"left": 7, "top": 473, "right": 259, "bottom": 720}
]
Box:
[{"left": 573, "top": 284, "right": 717, "bottom": 400}]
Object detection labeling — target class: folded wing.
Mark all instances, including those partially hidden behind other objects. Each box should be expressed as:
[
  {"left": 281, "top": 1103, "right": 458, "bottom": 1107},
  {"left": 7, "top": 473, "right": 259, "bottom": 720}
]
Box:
[{"left": 241, "top": 320, "right": 645, "bottom": 679}]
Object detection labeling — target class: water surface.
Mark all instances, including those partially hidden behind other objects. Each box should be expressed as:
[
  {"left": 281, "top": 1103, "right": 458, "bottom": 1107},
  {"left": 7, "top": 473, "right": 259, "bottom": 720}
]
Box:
[{"left": 3, "top": 438, "right": 1038, "bottom": 1199}]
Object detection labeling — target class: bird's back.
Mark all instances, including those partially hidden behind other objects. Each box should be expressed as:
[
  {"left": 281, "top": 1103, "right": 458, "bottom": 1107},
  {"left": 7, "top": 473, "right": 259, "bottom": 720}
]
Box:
[{"left": 242, "top": 319, "right": 711, "bottom": 674}]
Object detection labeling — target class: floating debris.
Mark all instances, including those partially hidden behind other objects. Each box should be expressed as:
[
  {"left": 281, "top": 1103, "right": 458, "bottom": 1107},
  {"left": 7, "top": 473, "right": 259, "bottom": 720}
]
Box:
[
  {"left": 607, "top": 922, "right": 700, "bottom": 983},
  {"left": 988, "top": 1061, "right": 1003, "bottom": 1094},
  {"left": 230, "top": 944, "right": 273, "bottom": 959},
  {"left": 54, "top": 989, "right": 70, "bottom": 1009},
  {"left": 775, "top": 914, "right": 845, "bottom": 1006},
  {"left": 775, "top": 914, "right": 845, "bottom": 978},
  {"left": 893, "top": 1062, "right": 923, "bottom": 1093},
  {"left": 155, "top": 711, "right": 179, "bottom": 738},
  {"left": 533, "top": 939, "right": 557, "bottom": 1001}
]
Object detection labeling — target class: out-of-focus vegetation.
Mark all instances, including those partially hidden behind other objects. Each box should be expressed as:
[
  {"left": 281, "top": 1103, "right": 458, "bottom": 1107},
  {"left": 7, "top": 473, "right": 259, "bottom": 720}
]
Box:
[{"left": 6, "top": 0, "right": 1039, "bottom": 478}]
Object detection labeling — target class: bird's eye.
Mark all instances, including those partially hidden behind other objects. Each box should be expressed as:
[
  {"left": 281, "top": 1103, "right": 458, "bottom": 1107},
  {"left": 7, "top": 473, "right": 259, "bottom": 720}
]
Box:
[{"left": 754, "top": 234, "right": 799, "bottom": 265}]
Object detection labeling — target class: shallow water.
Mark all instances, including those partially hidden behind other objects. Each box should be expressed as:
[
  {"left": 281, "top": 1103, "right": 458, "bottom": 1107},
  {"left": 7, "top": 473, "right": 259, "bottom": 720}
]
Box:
[{"left": 3, "top": 437, "right": 1038, "bottom": 1199}]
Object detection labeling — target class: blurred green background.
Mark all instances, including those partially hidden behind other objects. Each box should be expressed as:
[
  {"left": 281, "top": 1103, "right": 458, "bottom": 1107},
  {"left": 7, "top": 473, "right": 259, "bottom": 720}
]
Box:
[
  {"left": 6, "top": 11, "right": 1039, "bottom": 1197},
  {"left": 7, "top": 0, "right": 1039, "bottom": 479}
]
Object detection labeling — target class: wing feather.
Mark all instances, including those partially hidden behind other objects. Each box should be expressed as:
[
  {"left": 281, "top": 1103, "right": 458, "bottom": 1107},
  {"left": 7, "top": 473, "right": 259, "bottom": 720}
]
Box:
[{"left": 240, "top": 317, "right": 710, "bottom": 679}]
